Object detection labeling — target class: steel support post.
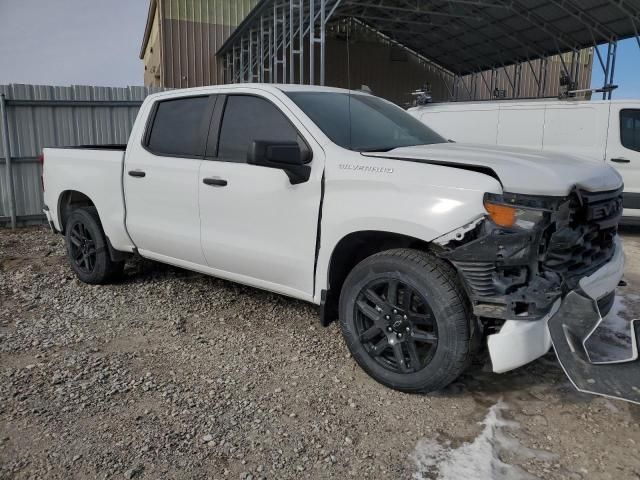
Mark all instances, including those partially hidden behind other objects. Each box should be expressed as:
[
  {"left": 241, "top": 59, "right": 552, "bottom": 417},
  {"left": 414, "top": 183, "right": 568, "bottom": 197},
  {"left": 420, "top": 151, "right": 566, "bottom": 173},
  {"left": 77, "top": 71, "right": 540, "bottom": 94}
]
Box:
[
  {"left": 607, "top": 40, "right": 618, "bottom": 100},
  {"left": 299, "top": 0, "right": 304, "bottom": 83},
  {"left": 602, "top": 41, "right": 612, "bottom": 100},
  {"left": 309, "top": 0, "right": 315, "bottom": 84},
  {"left": 0, "top": 94, "right": 16, "bottom": 229},
  {"left": 320, "top": 0, "right": 326, "bottom": 85},
  {"left": 289, "top": 0, "right": 295, "bottom": 82}
]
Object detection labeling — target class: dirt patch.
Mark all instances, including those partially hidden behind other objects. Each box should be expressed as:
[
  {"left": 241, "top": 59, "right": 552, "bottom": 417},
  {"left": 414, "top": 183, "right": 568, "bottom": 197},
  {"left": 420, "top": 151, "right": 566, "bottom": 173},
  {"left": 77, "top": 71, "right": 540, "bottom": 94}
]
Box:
[{"left": 1, "top": 226, "right": 640, "bottom": 479}]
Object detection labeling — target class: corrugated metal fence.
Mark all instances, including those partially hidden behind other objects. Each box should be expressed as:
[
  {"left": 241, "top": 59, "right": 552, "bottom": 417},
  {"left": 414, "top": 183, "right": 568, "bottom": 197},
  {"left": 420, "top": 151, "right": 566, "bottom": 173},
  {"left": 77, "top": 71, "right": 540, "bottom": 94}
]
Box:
[{"left": 0, "top": 84, "right": 161, "bottom": 228}]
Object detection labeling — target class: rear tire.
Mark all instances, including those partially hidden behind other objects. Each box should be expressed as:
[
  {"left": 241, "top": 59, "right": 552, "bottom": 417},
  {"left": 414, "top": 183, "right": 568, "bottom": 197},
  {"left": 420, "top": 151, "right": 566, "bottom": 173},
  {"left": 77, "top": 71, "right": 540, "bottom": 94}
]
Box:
[
  {"left": 64, "top": 207, "right": 124, "bottom": 284},
  {"left": 339, "top": 248, "right": 471, "bottom": 393}
]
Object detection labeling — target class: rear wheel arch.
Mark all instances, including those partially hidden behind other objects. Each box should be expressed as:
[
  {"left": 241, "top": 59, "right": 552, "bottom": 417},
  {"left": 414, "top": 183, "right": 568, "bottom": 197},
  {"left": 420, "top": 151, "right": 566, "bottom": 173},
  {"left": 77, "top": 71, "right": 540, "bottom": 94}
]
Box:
[
  {"left": 57, "top": 191, "right": 126, "bottom": 263},
  {"left": 321, "top": 230, "right": 433, "bottom": 326},
  {"left": 58, "top": 190, "right": 95, "bottom": 232}
]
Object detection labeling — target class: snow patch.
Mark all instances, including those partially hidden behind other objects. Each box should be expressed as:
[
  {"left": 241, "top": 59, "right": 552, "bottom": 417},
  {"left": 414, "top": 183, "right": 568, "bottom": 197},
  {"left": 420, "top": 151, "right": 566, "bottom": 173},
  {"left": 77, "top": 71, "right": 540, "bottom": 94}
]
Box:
[{"left": 410, "top": 401, "right": 555, "bottom": 480}]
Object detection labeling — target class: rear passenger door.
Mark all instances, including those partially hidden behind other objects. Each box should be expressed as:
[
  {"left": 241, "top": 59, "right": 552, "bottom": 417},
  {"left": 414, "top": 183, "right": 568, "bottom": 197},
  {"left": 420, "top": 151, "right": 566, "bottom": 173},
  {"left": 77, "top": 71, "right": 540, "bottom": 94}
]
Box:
[
  {"left": 198, "top": 93, "right": 324, "bottom": 300},
  {"left": 606, "top": 107, "right": 640, "bottom": 218},
  {"left": 124, "top": 94, "right": 216, "bottom": 265}
]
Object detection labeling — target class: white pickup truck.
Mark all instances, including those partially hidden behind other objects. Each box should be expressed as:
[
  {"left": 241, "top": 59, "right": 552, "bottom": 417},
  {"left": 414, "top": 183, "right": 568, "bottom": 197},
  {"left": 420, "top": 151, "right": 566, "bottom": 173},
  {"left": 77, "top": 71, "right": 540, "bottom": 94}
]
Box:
[{"left": 42, "top": 84, "right": 639, "bottom": 403}]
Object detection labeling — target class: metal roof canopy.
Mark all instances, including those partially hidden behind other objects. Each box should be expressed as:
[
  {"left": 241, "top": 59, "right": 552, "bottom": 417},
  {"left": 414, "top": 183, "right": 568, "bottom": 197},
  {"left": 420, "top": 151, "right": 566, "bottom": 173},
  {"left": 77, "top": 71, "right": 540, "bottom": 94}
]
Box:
[
  {"left": 330, "top": 0, "right": 640, "bottom": 75},
  {"left": 218, "top": 0, "right": 640, "bottom": 99}
]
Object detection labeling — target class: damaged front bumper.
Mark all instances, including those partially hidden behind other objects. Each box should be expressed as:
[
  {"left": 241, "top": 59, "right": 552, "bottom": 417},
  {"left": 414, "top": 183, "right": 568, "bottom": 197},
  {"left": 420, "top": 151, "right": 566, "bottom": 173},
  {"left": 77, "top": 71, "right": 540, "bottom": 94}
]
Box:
[
  {"left": 488, "top": 238, "right": 640, "bottom": 404},
  {"left": 487, "top": 237, "right": 625, "bottom": 373},
  {"left": 550, "top": 291, "right": 640, "bottom": 404}
]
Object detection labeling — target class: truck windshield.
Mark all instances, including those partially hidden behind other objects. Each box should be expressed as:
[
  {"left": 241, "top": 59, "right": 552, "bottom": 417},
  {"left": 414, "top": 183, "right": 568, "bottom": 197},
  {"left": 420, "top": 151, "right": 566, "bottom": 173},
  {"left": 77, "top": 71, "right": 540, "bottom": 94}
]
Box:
[{"left": 285, "top": 91, "right": 445, "bottom": 152}]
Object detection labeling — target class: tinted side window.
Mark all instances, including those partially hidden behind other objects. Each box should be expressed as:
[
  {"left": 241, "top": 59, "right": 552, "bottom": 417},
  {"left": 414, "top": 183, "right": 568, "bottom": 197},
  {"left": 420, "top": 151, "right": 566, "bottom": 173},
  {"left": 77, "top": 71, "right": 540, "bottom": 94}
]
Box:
[
  {"left": 147, "top": 96, "right": 211, "bottom": 157},
  {"left": 620, "top": 109, "right": 640, "bottom": 152},
  {"left": 217, "top": 95, "right": 299, "bottom": 162}
]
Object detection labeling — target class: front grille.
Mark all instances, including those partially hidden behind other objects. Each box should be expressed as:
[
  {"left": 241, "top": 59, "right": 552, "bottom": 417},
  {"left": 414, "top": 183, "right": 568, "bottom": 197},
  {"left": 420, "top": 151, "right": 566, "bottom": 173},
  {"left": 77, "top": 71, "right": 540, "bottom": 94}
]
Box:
[{"left": 543, "top": 187, "right": 622, "bottom": 288}]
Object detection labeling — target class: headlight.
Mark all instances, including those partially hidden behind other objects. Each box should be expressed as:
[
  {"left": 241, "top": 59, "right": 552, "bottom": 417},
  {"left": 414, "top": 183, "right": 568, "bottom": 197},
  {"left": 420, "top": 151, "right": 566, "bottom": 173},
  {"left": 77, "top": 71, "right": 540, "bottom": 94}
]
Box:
[{"left": 483, "top": 195, "right": 546, "bottom": 230}]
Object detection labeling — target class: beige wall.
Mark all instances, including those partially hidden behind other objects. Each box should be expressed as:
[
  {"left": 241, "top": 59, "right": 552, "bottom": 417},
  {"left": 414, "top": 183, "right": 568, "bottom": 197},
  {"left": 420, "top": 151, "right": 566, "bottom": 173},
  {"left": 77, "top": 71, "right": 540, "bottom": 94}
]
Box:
[
  {"left": 142, "top": 0, "right": 260, "bottom": 88},
  {"left": 142, "top": 6, "right": 162, "bottom": 87},
  {"left": 324, "top": 37, "right": 452, "bottom": 106},
  {"left": 456, "top": 50, "right": 593, "bottom": 101}
]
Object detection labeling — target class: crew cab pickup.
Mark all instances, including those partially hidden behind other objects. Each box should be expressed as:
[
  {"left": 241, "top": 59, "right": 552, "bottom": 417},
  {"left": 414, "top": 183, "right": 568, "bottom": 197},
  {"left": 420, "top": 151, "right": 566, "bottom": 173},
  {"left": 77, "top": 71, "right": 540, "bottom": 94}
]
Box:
[{"left": 42, "top": 84, "right": 636, "bottom": 402}]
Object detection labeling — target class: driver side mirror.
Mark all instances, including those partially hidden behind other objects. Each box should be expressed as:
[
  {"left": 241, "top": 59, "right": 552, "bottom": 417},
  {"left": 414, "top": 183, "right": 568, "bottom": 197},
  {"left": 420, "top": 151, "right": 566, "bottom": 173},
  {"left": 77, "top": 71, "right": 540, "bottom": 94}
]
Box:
[{"left": 247, "top": 140, "right": 312, "bottom": 184}]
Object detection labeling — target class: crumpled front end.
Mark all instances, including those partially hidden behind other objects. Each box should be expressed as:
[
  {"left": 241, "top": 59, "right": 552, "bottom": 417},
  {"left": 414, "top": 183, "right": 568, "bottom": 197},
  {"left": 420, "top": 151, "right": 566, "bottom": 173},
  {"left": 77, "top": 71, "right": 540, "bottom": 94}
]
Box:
[
  {"left": 434, "top": 186, "right": 640, "bottom": 403},
  {"left": 436, "top": 187, "right": 623, "bottom": 322}
]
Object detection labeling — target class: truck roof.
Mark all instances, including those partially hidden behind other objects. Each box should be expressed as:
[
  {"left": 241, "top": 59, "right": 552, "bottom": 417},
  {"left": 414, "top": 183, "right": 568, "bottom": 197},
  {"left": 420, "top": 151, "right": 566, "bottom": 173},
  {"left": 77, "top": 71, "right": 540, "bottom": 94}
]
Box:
[{"left": 145, "top": 83, "right": 368, "bottom": 102}]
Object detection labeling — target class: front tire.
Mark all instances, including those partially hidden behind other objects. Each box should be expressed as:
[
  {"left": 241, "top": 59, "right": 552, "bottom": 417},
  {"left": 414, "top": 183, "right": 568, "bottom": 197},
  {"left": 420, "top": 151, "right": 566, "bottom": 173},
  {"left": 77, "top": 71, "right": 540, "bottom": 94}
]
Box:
[
  {"left": 65, "top": 207, "right": 124, "bottom": 284},
  {"left": 339, "top": 248, "right": 471, "bottom": 393}
]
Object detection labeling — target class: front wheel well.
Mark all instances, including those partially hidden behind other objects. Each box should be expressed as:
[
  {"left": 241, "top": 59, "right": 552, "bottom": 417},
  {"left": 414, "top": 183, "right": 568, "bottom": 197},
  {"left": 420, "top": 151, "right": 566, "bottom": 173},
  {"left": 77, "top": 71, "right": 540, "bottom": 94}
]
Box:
[
  {"left": 58, "top": 190, "right": 95, "bottom": 232},
  {"left": 322, "top": 231, "right": 432, "bottom": 326}
]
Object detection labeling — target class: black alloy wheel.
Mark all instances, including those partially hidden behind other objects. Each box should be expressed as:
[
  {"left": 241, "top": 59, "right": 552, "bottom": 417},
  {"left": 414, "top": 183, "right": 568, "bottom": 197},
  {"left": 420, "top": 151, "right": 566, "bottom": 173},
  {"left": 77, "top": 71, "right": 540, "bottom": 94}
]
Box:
[
  {"left": 64, "top": 207, "right": 124, "bottom": 284},
  {"left": 354, "top": 278, "right": 438, "bottom": 373},
  {"left": 68, "top": 221, "right": 97, "bottom": 274},
  {"left": 339, "top": 248, "right": 471, "bottom": 393}
]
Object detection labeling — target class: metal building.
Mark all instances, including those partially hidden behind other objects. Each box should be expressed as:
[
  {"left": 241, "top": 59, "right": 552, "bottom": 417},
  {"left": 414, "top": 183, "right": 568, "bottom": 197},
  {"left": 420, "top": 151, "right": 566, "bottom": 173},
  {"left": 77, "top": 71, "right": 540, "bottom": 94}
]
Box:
[
  {"left": 214, "top": 1, "right": 639, "bottom": 104},
  {"left": 140, "top": 0, "right": 261, "bottom": 88},
  {"left": 141, "top": 0, "right": 601, "bottom": 104}
]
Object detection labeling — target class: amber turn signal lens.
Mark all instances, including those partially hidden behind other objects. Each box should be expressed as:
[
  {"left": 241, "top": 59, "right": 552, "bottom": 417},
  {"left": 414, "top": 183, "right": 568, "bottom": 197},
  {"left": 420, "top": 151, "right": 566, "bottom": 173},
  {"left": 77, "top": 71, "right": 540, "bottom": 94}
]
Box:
[{"left": 484, "top": 201, "right": 516, "bottom": 227}]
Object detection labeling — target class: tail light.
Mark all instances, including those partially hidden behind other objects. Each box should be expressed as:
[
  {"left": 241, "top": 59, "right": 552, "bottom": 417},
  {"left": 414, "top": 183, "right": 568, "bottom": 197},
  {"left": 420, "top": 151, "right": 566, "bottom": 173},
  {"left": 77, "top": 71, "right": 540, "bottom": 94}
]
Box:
[{"left": 37, "top": 153, "right": 44, "bottom": 191}]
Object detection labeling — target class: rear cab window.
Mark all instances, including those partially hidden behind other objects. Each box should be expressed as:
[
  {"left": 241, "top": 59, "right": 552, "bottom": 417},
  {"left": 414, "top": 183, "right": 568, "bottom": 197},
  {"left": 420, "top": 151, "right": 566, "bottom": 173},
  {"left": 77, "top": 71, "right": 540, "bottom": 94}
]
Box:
[
  {"left": 145, "top": 95, "right": 213, "bottom": 157},
  {"left": 620, "top": 109, "right": 640, "bottom": 152}
]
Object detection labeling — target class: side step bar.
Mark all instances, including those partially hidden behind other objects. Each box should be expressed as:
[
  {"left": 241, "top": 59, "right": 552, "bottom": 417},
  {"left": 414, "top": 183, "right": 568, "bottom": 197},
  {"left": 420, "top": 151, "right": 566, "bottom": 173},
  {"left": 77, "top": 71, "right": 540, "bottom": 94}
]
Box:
[{"left": 549, "top": 291, "right": 640, "bottom": 405}]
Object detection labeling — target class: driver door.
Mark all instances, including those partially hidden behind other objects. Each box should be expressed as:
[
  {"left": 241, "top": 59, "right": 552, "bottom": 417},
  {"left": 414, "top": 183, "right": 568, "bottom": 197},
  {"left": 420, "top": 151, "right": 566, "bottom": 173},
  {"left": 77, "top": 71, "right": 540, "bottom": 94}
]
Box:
[{"left": 198, "top": 93, "right": 324, "bottom": 300}]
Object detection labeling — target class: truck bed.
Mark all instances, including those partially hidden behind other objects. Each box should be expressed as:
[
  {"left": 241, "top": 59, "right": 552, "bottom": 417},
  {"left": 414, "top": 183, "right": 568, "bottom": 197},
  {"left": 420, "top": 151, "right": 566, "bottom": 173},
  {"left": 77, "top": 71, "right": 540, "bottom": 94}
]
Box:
[{"left": 42, "top": 146, "right": 134, "bottom": 253}]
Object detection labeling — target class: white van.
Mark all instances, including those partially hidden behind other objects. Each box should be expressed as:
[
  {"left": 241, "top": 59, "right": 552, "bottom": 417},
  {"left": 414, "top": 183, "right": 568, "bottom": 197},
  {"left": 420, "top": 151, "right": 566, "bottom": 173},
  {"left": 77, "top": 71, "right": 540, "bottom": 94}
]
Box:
[{"left": 409, "top": 100, "right": 640, "bottom": 222}]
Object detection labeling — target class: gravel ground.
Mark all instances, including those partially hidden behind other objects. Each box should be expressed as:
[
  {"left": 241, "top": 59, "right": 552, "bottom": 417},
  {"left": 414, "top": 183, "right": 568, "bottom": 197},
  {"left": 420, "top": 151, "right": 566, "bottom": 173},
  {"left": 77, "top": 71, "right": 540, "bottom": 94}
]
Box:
[{"left": 1, "top": 226, "right": 640, "bottom": 480}]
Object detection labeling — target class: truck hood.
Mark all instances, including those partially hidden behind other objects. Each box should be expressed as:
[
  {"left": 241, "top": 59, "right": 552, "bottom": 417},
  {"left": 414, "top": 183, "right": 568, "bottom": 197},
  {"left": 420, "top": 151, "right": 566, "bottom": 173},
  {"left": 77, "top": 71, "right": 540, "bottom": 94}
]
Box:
[{"left": 363, "top": 143, "right": 622, "bottom": 196}]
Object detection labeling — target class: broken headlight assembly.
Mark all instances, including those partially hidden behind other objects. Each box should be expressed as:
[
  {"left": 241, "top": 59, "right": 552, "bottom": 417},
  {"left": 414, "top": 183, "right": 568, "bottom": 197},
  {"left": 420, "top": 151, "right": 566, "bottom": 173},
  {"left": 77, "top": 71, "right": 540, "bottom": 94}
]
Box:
[{"left": 483, "top": 193, "right": 547, "bottom": 230}]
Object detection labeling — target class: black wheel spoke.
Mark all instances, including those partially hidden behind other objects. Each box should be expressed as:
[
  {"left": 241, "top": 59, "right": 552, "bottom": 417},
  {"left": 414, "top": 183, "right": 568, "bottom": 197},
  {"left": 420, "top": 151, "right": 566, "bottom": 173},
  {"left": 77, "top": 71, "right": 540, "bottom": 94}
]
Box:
[
  {"left": 363, "top": 288, "right": 385, "bottom": 308},
  {"left": 356, "top": 300, "right": 381, "bottom": 322},
  {"left": 86, "top": 253, "right": 95, "bottom": 271},
  {"left": 391, "top": 341, "right": 409, "bottom": 372},
  {"left": 360, "top": 325, "right": 381, "bottom": 342},
  {"left": 371, "top": 337, "right": 389, "bottom": 356},
  {"left": 70, "top": 232, "right": 81, "bottom": 247},
  {"left": 411, "top": 331, "right": 437, "bottom": 343},
  {"left": 386, "top": 279, "right": 398, "bottom": 305},
  {"left": 406, "top": 340, "right": 422, "bottom": 371},
  {"left": 403, "top": 287, "right": 413, "bottom": 310}
]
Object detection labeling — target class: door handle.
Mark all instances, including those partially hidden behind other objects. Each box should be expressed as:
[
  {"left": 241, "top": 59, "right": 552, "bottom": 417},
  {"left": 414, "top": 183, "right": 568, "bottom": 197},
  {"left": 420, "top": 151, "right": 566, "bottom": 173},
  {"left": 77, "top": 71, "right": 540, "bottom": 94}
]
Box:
[
  {"left": 610, "top": 158, "right": 631, "bottom": 164},
  {"left": 203, "top": 177, "right": 228, "bottom": 187},
  {"left": 128, "top": 170, "right": 146, "bottom": 177}
]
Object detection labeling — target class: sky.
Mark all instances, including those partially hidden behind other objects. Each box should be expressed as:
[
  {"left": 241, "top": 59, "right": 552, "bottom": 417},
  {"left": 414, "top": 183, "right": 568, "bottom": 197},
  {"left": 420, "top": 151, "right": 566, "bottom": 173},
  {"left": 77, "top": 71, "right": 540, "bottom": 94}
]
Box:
[
  {"left": 0, "top": 1, "right": 638, "bottom": 98},
  {"left": 0, "top": 0, "right": 149, "bottom": 87},
  {"left": 590, "top": 38, "right": 640, "bottom": 99}
]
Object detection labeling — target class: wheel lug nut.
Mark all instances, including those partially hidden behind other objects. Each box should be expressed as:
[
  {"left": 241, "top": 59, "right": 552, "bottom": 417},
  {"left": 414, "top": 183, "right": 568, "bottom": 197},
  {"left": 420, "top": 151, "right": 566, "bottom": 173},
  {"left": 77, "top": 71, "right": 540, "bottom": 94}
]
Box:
[
  {"left": 393, "top": 309, "right": 398, "bottom": 314},
  {"left": 398, "top": 333, "right": 403, "bottom": 338},
  {"left": 385, "top": 315, "right": 390, "bottom": 320},
  {"left": 403, "top": 315, "right": 408, "bottom": 320},
  {"left": 405, "top": 327, "right": 410, "bottom": 332},
  {"left": 387, "top": 326, "right": 392, "bottom": 332}
]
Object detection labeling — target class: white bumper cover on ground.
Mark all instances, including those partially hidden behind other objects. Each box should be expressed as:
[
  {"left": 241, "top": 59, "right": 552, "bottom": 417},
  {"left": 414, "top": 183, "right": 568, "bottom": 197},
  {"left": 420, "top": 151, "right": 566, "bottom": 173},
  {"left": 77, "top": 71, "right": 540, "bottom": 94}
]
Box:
[{"left": 487, "top": 237, "right": 625, "bottom": 373}]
